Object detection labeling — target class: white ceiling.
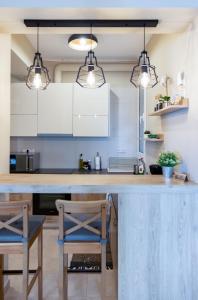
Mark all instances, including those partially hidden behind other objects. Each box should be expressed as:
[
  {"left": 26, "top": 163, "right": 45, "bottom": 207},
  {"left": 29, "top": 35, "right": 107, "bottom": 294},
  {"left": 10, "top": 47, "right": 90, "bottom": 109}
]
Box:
[
  {"left": 26, "top": 33, "right": 151, "bottom": 62},
  {"left": 0, "top": 8, "right": 197, "bottom": 34}
]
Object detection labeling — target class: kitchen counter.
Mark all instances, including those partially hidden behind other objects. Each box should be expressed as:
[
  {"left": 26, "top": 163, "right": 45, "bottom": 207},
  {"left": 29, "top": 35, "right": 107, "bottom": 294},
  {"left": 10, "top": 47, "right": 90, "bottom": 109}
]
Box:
[
  {"left": 0, "top": 173, "right": 198, "bottom": 300},
  {"left": 0, "top": 173, "right": 194, "bottom": 193}
]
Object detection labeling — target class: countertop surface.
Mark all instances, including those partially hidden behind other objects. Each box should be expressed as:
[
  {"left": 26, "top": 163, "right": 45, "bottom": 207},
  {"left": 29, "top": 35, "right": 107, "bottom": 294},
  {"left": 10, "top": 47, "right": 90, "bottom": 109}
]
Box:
[{"left": 0, "top": 173, "right": 196, "bottom": 193}]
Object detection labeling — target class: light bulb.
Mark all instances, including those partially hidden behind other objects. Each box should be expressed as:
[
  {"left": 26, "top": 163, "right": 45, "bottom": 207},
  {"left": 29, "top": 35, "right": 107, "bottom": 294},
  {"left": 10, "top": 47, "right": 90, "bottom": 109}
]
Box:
[
  {"left": 79, "top": 38, "right": 86, "bottom": 46},
  {"left": 33, "top": 73, "right": 42, "bottom": 89},
  {"left": 87, "top": 71, "right": 95, "bottom": 87},
  {"left": 140, "top": 72, "right": 150, "bottom": 88}
]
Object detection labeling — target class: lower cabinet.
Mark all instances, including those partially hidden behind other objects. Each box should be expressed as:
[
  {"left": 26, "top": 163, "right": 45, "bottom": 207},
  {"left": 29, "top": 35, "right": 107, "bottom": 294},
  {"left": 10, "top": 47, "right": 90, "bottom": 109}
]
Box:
[
  {"left": 10, "top": 115, "right": 37, "bottom": 137},
  {"left": 73, "top": 115, "right": 109, "bottom": 137}
]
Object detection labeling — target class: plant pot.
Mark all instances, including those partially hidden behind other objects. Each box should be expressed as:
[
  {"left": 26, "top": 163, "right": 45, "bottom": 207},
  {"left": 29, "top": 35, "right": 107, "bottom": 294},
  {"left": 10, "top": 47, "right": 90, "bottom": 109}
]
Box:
[
  {"left": 162, "top": 166, "right": 174, "bottom": 178},
  {"left": 163, "top": 102, "right": 170, "bottom": 108}
]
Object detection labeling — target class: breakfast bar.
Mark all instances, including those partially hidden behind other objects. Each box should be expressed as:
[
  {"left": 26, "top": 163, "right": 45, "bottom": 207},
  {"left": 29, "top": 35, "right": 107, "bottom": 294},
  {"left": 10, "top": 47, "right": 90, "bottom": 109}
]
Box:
[{"left": 0, "top": 173, "right": 198, "bottom": 299}]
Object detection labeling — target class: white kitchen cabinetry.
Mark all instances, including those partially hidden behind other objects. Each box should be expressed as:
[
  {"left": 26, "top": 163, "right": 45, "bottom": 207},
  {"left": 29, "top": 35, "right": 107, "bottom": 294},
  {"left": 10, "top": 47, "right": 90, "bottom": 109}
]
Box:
[
  {"left": 11, "top": 115, "right": 37, "bottom": 137},
  {"left": 73, "top": 83, "right": 110, "bottom": 137},
  {"left": 37, "top": 83, "right": 73, "bottom": 135},
  {"left": 11, "top": 83, "right": 37, "bottom": 137},
  {"left": 11, "top": 83, "right": 37, "bottom": 115}
]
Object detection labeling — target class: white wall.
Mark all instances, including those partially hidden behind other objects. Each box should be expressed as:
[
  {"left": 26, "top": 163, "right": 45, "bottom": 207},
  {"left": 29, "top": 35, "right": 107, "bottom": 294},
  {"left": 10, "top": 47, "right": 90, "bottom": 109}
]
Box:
[
  {"left": 146, "top": 18, "right": 198, "bottom": 181},
  {"left": 0, "top": 34, "right": 11, "bottom": 173},
  {"left": 11, "top": 70, "right": 138, "bottom": 169}
]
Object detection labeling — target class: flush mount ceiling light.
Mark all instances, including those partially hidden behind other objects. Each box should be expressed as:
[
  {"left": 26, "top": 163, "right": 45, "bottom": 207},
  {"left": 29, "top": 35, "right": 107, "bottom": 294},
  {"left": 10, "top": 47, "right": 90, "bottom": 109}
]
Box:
[
  {"left": 26, "top": 26, "right": 50, "bottom": 90},
  {"left": 76, "top": 25, "right": 105, "bottom": 89},
  {"left": 68, "top": 34, "right": 98, "bottom": 51},
  {"left": 130, "top": 25, "right": 158, "bottom": 89}
]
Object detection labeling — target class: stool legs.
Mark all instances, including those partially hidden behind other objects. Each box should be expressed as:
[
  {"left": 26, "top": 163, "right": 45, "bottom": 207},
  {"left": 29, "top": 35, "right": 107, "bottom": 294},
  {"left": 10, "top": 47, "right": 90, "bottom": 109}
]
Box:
[
  {"left": 22, "top": 244, "right": 29, "bottom": 300},
  {"left": 0, "top": 254, "right": 4, "bottom": 300},
  {"left": 38, "top": 231, "right": 43, "bottom": 300},
  {"left": 58, "top": 244, "right": 67, "bottom": 300},
  {"left": 101, "top": 244, "right": 106, "bottom": 300}
]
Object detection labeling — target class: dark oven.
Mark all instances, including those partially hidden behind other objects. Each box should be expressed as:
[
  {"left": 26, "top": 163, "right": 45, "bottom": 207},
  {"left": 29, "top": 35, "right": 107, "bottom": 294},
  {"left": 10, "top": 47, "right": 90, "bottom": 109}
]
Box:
[{"left": 33, "top": 193, "right": 71, "bottom": 215}]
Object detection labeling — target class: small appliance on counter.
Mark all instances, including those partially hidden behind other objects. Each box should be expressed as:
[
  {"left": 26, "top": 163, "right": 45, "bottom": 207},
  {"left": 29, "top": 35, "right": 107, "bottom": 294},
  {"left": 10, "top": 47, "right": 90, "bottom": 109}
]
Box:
[
  {"left": 10, "top": 151, "right": 40, "bottom": 173},
  {"left": 108, "top": 157, "right": 138, "bottom": 173},
  {"left": 149, "top": 164, "right": 162, "bottom": 175}
]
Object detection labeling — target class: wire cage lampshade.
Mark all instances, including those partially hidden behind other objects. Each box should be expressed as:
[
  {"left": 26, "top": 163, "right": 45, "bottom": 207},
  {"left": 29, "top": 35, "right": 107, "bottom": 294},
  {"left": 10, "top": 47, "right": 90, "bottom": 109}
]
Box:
[
  {"left": 26, "top": 27, "right": 50, "bottom": 90},
  {"left": 76, "top": 50, "right": 106, "bottom": 88},
  {"left": 130, "top": 27, "right": 158, "bottom": 89}
]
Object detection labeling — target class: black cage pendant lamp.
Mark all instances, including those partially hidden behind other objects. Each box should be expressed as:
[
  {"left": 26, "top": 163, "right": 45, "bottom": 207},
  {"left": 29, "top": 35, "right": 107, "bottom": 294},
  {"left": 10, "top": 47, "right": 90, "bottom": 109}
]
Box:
[
  {"left": 130, "top": 26, "right": 158, "bottom": 89},
  {"left": 26, "top": 26, "right": 50, "bottom": 90},
  {"left": 76, "top": 26, "right": 105, "bottom": 88}
]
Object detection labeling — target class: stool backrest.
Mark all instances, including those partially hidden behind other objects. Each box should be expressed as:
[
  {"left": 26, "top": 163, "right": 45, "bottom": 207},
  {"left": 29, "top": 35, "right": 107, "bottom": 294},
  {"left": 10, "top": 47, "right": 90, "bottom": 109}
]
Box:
[
  {"left": 0, "top": 201, "right": 30, "bottom": 239},
  {"left": 56, "top": 199, "right": 108, "bottom": 241}
]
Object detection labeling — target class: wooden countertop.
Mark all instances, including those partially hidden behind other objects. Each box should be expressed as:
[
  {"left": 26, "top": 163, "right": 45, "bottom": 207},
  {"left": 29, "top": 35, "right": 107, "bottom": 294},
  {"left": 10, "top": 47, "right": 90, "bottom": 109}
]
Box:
[{"left": 0, "top": 173, "right": 196, "bottom": 193}]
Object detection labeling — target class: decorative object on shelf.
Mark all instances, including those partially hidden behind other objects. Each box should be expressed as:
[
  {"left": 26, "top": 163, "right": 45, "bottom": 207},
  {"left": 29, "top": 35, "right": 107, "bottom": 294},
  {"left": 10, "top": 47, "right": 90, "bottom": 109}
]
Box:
[
  {"left": 149, "top": 98, "right": 189, "bottom": 116},
  {"left": 145, "top": 132, "right": 164, "bottom": 142},
  {"left": 160, "top": 75, "right": 171, "bottom": 96},
  {"left": 68, "top": 34, "right": 98, "bottom": 51},
  {"left": 157, "top": 151, "right": 180, "bottom": 178},
  {"left": 76, "top": 25, "right": 105, "bottom": 88},
  {"left": 154, "top": 94, "right": 171, "bottom": 111},
  {"left": 130, "top": 25, "right": 158, "bottom": 89},
  {"left": 26, "top": 26, "right": 50, "bottom": 90}
]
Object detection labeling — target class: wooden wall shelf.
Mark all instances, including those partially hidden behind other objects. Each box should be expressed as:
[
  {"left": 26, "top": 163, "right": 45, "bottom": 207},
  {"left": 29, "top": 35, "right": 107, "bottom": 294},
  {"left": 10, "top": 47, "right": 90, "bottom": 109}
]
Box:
[
  {"left": 145, "top": 133, "right": 164, "bottom": 142},
  {"left": 149, "top": 104, "right": 189, "bottom": 116}
]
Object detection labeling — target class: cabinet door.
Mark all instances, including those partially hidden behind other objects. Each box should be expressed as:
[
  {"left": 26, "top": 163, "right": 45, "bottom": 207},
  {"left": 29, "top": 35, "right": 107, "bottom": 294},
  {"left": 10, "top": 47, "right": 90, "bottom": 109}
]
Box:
[
  {"left": 73, "top": 83, "right": 109, "bottom": 115},
  {"left": 11, "top": 83, "right": 37, "bottom": 115},
  {"left": 11, "top": 115, "right": 37, "bottom": 137},
  {"left": 73, "top": 115, "right": 109, "bottom": 137},
  {"left": 38, "top": 83, "right": 73, "bottom": 135}
]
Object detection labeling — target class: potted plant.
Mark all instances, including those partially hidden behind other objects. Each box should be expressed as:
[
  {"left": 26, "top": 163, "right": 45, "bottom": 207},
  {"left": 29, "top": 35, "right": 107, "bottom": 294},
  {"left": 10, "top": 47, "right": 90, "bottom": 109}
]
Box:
[
  {"left": 160, "top": 95, "right": 171, "bottom": 108},
  {"left": 157, "top": 151, "right": 180, "bottom": 178}
]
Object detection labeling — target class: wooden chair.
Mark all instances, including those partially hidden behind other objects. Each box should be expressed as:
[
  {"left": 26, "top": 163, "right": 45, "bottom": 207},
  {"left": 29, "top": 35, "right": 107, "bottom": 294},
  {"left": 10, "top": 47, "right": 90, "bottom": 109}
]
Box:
[
  {"left": 0, "top": 201, "right": 45, "bottom": 300},
  {"left": 56, "top": 199, "right": 110, "bottom": 300}
]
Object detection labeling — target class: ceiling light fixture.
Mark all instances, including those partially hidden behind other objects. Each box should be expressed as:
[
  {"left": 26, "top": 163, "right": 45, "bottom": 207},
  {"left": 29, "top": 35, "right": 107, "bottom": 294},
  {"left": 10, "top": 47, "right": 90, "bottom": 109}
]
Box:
[
  {"left": 76, "top": 26, "right": 105, "bottom": 88},
  {"left": 130, "top": 25, "right": 158, "bottom": 89},
  {"left": 26, "top": 26, "right": 50, "bottom": 90},
  {"left": 68, "top": 34, "right": 98, "bottom": 51}
]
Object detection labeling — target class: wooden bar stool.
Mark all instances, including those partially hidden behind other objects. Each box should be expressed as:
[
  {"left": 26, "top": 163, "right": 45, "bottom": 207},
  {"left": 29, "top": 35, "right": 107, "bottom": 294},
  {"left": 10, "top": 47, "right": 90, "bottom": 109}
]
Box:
[
  {"left": 0, "top": 201, "right": 45, "bottom": 300},
  {"left": 56, "top": 199, "right": 110, "bottom": 300}
]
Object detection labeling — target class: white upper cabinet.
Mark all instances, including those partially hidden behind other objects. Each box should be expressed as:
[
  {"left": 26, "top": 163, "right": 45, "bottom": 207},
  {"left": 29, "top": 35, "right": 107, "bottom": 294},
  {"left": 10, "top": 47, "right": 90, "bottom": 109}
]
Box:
[
  {"left": 11, "top": 83, "right": 37, "bottom": 115},
  {"left": 11, "top": 115, "right": 37, "bottom": 137},
  {"left": 11, "top": 83, "right": 37, "bottom": 136},
  {"left": 37, "top": 83, "right": 73, "bottom": 135},
  {"left": 73, "top": 83, "right": 110, "bottom": 137},
  {"left": 73, "top": 83, "right": 109, "bottom": 115}
]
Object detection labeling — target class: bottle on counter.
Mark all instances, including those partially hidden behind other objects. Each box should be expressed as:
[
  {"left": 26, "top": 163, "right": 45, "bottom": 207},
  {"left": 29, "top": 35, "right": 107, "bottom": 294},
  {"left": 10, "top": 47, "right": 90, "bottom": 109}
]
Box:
[
  {"left": 79, "top": 153, "right": 84, "bottom": 170},
  {"left": 94, "top": 152, "right": 101, "bottom": 170},
  {"left": 138, "top": 158, "right": 146, "bottom": 175}
]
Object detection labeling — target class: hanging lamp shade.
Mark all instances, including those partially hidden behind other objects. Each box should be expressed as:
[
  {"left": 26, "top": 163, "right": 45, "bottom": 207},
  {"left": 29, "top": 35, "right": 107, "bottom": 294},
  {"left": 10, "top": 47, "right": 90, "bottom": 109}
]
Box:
[
  {"left": 26, "top": 27, "right": 50, "bottom": 90},
  {"left": 68, "top": 34, "right": 98, "bottom": 51},
  {"left": 76, "top": 50, "right": 105, "bottom": 88},
  {"left": 130, "top": 27, "right": 158, "bottom": 89}
]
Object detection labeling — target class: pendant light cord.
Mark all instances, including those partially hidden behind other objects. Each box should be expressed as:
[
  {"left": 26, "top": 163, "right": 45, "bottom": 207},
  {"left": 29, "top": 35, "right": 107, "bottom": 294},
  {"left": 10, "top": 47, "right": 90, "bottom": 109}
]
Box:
[
  {"left": 37, "top": 25, "right": 39, "bottom": 53},
  {"left": 143, "top": 24, "right": 145, "bottom": 52}
]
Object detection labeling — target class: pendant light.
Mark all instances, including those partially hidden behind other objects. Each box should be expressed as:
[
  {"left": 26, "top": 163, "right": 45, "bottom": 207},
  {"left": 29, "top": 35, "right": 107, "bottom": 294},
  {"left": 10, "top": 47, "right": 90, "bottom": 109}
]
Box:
[
  {"left": 76, "top": 25, "right": 105, "bottom": 88},
  {"left": 26, "top": 26, "right": 50, "bottom": 90},
  {"left": 68, "top": 34, "right": 98, "bottom": 51},
  {"left": 130, "top": 25, "right": 158, "bottom": 89}
]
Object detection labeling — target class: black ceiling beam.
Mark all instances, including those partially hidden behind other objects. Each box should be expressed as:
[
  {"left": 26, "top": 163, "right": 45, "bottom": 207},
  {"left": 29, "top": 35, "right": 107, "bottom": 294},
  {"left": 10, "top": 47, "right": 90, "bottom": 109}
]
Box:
[{"left": 24, "top": 19, "right": 158, "bottom": 28}]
